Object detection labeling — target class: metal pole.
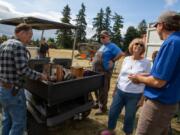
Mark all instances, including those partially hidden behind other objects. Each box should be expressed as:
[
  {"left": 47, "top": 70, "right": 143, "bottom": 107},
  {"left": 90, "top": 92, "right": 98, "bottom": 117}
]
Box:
[
  {"left": 71, "top": 29, "right": 77, "bottom": 66},
  {"left": 41, "top": 30, "right": 45, "bottom": 40}
]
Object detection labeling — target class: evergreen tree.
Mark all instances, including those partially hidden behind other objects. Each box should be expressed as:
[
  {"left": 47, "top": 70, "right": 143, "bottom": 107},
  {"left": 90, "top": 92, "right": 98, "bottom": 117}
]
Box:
[
  {"left": 48, "top": 38, "right": 56, "bottom": 48},
  {"left": 104, "top": 6, "right": 112, "bottom": 33},
  {"left": 61, "top": 5, "right": 71, "bottom": 23},
  {"left": 75, "top": 3, "right": 87, "bottom": 43},
  {"left": 92, "top": 8, "right": 105, "bottom": 42},
  {"left": 56, "top": 5, "right": 73, "bottom": 49},
  {"left": 47, "top": 38, "right": 55, "bottom": 44},
  {"left": 33, "top": 39, "right": 39, "bottom": 47},
  {"left": 111, "top": 13, "right": 123, "bottom": 48},
  {"left": 0, "top": 35, "right": 8, "bottom": 42},
  {"left": 123, "top": 26, "right": 140, "bottom": 52},
  {"left": 137, "top": 19, "right": 147, "bottom": 36}
]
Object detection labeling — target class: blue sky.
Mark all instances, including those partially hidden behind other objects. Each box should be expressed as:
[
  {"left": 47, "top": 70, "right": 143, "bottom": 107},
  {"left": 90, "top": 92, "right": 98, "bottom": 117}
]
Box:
[{"left": 0, "top": 0, "right": 179, "bottom": 38}]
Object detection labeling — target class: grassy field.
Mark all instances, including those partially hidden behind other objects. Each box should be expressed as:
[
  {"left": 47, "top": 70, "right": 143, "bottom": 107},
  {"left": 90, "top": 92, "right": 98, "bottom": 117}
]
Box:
[{"left": 0, "top": 49, "right": 180, "bottom": 135}]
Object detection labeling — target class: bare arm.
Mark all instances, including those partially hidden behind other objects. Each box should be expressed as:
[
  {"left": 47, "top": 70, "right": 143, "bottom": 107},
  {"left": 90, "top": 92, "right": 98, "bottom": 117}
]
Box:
[
  {"left": 109, "top": 52, "right": 125, "bottom": 70},
  {"left": 128, "top": 74, "right": 167, "bottom": 88},
  {"left": 112, "top": 52, "right": 125, "bottom": 62}
]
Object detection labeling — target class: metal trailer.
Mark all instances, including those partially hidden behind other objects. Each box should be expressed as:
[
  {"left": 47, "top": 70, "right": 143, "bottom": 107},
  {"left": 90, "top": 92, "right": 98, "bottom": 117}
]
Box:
[
  {"left": 0, "top": 17, "right": 104, "bottom": 134},
  {"left": 26, "top": 58, "right": 104, "bottom": 127}
]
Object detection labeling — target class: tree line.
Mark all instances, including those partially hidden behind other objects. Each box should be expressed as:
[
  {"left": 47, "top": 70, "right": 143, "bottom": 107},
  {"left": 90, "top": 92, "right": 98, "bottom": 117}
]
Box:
[
  {"left": 56, "top": 3, "right": 147, "bottom": 52},
  {"left": 0, "top": 3, "right": 148, "bottom": 52}
]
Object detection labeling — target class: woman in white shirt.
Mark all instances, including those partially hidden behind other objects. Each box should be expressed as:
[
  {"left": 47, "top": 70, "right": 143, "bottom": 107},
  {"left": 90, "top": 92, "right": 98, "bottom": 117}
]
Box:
[{"left": 108, "top": 38, "right": 151, "bottom": 135}]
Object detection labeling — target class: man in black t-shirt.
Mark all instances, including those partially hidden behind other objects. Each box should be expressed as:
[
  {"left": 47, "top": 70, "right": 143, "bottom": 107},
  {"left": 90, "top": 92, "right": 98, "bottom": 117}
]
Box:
[{"left": 39, "top": 38, "right": 49, "bottom": 58}]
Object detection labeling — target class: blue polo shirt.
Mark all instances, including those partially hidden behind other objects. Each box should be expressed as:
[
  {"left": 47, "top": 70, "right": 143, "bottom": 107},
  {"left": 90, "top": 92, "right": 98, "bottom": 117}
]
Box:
[
  {"left": 144, "top": 32, "right": 180, "bottom": 104},
  {"left": 101, "top": 42, "right": 122, "bottom": 71}
]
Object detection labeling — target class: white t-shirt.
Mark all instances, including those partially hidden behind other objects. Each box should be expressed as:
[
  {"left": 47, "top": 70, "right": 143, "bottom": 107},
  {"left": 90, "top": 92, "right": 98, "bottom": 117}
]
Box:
[{"left": 117, "top": 56, "right": 151, "bottom": 94}]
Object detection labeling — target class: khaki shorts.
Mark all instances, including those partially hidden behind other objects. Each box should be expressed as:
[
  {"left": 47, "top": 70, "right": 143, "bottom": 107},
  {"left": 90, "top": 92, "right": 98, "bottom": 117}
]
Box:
[{"left": 135, "top": 99, "right": 177, "bottom": 135}]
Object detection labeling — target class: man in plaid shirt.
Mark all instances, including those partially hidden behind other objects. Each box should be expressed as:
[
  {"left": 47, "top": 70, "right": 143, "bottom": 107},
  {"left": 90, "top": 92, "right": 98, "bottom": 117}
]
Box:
[{"left": 0, "top": 23, "right": 47, "bottom": 135}]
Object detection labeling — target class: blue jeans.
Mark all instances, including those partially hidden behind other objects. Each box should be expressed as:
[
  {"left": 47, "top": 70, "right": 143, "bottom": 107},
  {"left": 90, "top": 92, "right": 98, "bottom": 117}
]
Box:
[
  {"left": 108, "top": 88, "right": 141, "bottom": 134},
  {"left": 0, "top": 86, "right": 26, "bottom": 135}
]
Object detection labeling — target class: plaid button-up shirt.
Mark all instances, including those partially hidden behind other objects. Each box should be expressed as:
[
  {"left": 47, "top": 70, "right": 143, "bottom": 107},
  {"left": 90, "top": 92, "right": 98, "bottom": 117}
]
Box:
[{"left": 0, "top": 39, "right": 41, "bottom": 85}]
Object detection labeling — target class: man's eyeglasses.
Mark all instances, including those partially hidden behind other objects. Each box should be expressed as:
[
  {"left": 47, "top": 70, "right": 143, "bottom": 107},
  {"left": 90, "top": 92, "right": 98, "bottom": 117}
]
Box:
[
  {"left": 100, "top": 36, "right": 107, "bottom": 39},
  {"left": 154, "top": 22, "right": 159, "bottom": 28},
  {"left": 134, "top": 43, "right": 144, "bottom": 47},
  {"left": 154, "top": 22, "right": 163, "bottom": 28}
]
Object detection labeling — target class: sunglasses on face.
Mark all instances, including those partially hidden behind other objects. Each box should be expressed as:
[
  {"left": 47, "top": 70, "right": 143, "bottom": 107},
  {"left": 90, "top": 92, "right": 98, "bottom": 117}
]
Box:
[
  {"left": 100, "top": 35, "right": 108, "bottom": 39},
  {"left": 154, "top": 22, "right": 163, "bottom": 28},
  {"left": 154, "top": 22, "right": 160, "bottom": 28},
  {"left": 134, "top": 43, "right": 144, "bottom": 47}
]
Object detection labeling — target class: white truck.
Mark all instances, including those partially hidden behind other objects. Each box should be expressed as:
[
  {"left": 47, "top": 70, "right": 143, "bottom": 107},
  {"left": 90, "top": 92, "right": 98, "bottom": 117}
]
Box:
[{"left": 145, "top": 23, "right": 163, "bottom": 60}]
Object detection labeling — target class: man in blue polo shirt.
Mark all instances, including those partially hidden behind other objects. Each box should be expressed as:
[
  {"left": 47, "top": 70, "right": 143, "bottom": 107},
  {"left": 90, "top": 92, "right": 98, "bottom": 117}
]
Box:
[
  {"left": 129, "top": 11, "right": 180, "bottom": 135},
  {"left": 93, "top": 30, "right": 124, "bottom": 115}
]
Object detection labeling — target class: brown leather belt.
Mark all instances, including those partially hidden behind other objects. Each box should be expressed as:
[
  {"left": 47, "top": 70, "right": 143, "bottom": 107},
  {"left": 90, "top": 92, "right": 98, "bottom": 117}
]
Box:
[
  {"left": 0, "top": 81, "right": 14, "bottom": 89},
  {"left": 0, "top": 81, "right": 20, "bottom": 96}
]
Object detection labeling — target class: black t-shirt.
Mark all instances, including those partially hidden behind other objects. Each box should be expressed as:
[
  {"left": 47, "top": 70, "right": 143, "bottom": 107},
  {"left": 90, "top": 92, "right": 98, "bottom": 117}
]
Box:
[{"left": 40, "top": 43, "right": 49, "bottom": 55}]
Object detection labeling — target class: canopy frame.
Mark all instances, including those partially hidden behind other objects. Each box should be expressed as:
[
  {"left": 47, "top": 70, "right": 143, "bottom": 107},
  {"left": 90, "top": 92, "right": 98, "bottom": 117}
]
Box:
[{"left": 0, "top": 16, "right": 78, "bottom": 65}]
